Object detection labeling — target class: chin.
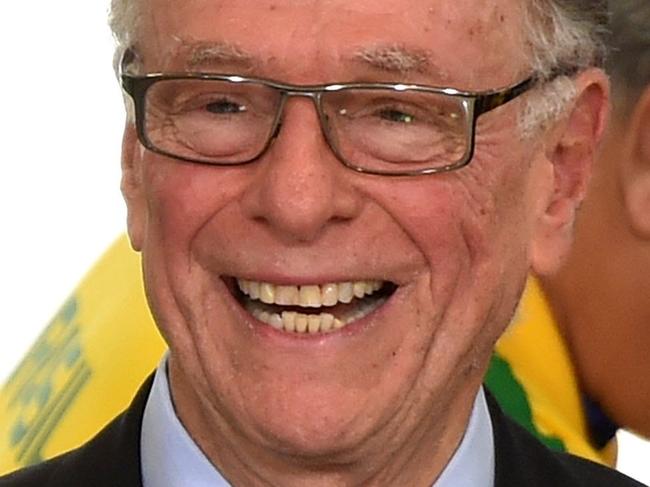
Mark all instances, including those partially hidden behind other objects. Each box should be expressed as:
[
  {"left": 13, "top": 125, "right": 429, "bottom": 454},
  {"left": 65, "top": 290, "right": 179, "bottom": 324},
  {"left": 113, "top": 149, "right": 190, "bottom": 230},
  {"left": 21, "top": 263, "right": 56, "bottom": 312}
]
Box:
[{"left": 215, "top": 366, "right": 406, "bottom": 462}]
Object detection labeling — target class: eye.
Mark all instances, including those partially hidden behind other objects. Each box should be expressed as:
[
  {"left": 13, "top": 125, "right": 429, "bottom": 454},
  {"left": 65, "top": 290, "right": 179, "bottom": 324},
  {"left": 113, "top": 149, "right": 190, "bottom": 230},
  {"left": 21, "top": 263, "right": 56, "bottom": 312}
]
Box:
[
  {"left": 205, "top": 98, "right": 247, "bottom": 115},
  {"left": 377, "top": 108, "right": 415, "bottom": 124}
]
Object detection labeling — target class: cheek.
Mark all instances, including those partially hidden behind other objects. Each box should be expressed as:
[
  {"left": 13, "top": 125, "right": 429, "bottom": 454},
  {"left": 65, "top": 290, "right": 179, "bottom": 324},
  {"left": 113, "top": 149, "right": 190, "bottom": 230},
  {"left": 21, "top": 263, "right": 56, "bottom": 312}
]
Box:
[
  {"left": 376, "top": 168, "right": 520, "bottom": 282},
  {"left": 359, "top": 168, "right": 534, "bottom": 414},
  {"left": 137, "top": 159, "right": 253, "bottom": 340},
  {"left": 374, "top": 152, "right": 535, "bottom": 328},
  {"left": 140, "top": 159, "right": 250, "bottom": 250}
]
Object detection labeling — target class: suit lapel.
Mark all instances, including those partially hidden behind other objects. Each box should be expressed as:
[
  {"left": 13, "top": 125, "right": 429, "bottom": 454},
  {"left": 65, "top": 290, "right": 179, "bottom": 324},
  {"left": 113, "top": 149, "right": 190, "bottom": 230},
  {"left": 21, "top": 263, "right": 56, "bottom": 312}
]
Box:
[{"left": 488, "top": 389, "right": 573, "bottom": 487}]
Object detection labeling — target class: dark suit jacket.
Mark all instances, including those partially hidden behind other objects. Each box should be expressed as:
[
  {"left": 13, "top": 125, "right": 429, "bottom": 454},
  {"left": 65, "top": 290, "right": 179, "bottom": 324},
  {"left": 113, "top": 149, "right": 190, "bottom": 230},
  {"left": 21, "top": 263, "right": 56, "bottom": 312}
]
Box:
[{"left": 0, "top": 376, "right": 645, "bottom": 487}]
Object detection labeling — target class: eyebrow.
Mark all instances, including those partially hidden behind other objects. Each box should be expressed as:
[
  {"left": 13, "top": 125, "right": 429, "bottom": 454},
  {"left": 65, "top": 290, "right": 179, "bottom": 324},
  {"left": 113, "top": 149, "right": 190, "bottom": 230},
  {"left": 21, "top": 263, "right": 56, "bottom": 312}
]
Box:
[
  {"left": 183, "top": 41, "right": 257, "bottom": 71},
  {"left": 178, "top": 41, "right": 448, "bottom": 80},
  {"left": 351, "top": 45, "right": 448, "bottom": 78}
]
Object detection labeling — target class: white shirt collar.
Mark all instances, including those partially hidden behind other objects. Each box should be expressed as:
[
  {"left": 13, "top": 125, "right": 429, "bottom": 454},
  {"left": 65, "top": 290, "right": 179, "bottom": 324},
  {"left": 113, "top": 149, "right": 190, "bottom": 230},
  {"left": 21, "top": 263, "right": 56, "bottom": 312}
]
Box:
[
  {"left": 141, "top": 358, "right": 494, "bottom": 487},
  {"left": 434, "top": 387, "right": 495, "bottom": 487},
  {"left": 141, "top": 358, "right": 230, "bottom": 487}
]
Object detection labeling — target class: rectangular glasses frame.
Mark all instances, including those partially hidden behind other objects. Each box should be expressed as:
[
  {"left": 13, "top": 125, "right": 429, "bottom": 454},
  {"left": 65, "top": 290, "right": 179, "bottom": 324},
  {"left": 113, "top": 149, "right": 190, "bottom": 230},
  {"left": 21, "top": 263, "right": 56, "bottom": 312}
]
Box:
[{"left": 120, "top": 59, "right": 534, "bottom": 176}]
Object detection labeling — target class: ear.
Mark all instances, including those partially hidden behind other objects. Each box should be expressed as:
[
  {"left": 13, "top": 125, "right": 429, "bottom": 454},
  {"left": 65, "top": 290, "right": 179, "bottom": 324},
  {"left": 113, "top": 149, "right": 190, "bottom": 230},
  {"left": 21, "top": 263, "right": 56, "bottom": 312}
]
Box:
[
  {"left": 530, "top": 69, "right": 610, "bottom": 275},
  {"left": 121, "top": 123, "right": 147, "bottom": 251},
  {"left": 622, "top": 85, "right": 650, "bottom": 238}
]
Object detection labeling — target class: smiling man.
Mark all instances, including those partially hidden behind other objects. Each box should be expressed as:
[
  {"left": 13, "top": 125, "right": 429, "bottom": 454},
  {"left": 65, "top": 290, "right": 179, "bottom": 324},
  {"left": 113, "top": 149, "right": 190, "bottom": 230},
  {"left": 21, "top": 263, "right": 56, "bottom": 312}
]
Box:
[{"left": 0, "top": 0, "right": 645, "bottom": 486}]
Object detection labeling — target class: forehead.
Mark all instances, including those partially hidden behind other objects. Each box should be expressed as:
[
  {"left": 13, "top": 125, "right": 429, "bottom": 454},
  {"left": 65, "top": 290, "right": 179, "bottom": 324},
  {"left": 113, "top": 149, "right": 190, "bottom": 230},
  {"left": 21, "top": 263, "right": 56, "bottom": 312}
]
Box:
[{"left": 138, "top": 0, "right": 528, "bottom": 87}]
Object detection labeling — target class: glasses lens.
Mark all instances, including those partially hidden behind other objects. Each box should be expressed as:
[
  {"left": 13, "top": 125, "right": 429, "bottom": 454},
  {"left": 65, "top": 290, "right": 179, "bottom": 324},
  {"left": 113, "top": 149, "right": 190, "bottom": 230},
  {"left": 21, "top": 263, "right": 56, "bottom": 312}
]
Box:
[
  {"left": 322, "top": 88, "right": 471, "bottom": 174},
  {"left": 144, "top": 79, "right": 282, "bottom": 163}
]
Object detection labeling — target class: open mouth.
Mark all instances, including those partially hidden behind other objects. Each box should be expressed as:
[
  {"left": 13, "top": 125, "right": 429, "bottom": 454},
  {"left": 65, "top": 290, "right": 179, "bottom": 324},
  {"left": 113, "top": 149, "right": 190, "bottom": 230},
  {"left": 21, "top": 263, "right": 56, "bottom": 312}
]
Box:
[{"left": 233, "top": 279, "right": 397, "bottom": 334}]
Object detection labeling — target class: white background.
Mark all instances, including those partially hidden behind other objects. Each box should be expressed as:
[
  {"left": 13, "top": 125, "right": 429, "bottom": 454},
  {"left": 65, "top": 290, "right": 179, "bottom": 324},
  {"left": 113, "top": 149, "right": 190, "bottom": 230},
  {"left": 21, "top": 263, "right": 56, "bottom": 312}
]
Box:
[{"left": 0, "top": 1, "right": 648, "bottom": 484}]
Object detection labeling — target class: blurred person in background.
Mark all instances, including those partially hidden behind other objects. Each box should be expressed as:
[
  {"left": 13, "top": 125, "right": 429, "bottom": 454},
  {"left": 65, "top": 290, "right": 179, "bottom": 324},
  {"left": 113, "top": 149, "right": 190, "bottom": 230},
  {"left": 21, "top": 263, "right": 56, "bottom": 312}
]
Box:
[
  {"left": 539, "top": 0, "right": 650, "bottom": 447},
  {"left": 487, "top": 0, "right": 650, "bottom": 468}
]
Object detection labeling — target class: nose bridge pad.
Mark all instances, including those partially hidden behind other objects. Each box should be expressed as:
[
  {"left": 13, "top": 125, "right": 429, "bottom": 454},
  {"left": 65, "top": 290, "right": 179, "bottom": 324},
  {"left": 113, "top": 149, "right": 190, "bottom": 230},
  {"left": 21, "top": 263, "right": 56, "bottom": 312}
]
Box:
[
  {"left": 271, "top": 92, "right": 326, "bottom": 143},
  {"left": 310, "top": 94, "right": 330, "bottom": 142},
  {"left": 313, "top": 95, "right": 332, "bottom": 142}
]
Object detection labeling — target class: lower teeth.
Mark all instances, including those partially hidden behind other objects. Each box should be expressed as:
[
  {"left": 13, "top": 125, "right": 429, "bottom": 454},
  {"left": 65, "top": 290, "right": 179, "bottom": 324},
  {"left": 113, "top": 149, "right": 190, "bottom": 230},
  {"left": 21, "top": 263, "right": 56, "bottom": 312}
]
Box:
[{"left": 245, "top": 297, "right": 386, "bottom": 334}]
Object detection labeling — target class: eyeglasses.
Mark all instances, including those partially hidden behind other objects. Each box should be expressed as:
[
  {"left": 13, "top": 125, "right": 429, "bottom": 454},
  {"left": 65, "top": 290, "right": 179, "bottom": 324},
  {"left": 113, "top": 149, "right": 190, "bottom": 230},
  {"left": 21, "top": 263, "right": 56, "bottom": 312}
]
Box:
[{"left": 121, "top": 62, "right": 534, "bottom": 176}]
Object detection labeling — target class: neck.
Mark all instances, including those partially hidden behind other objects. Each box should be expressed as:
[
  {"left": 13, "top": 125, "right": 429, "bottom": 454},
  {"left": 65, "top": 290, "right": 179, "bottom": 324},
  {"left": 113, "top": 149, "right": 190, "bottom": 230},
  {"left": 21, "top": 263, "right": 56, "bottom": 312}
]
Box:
[{"left": 168, "top": 357, "right": 481, "bottom": 486}]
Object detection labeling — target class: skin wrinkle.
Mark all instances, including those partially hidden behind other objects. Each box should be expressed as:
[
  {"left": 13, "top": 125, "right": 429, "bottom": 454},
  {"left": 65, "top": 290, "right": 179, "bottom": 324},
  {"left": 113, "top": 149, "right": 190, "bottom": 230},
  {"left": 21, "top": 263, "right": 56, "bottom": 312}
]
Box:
[
  {"left": 454, "top": 154, "right": 532, "bottom": 277},
  {"left": 198, "top": 376, "right": 276, "bottom": 487},
  {"left": 190, "top": 381, "right": 272, "bottom": 487},
  {"left": 456, "top": 126, "right": 523, "bottom": 225},
  {"left": 174, "top": 329, "right": 256, "bottom": 480},
  {"left": 374, "top": 294, "right": 450, "bottom": 482},
  {"left": 348, "top": 343, "right": 452, "bottom": 485},
  {"left": 159, "top": 175, "right": 260, "bottom": 468},
  {"left": 392, "top": 308, "right": 498, "bottom": 485},
  {"left": 377, "top": 401, "right": 445, "bottom": 485}
]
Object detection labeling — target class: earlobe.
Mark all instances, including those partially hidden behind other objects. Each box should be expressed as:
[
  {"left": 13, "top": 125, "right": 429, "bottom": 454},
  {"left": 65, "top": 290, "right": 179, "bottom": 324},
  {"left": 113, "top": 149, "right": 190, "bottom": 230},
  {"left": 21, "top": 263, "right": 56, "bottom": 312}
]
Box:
[
  {"left": 121, "top": 123, "right": 146, "bottom": 251},
  {"left": 623, "top": 86, "right": 650, "bottom": 238},
  {"left": 530, "top": 70, "right": 610, "bottom": 276}
]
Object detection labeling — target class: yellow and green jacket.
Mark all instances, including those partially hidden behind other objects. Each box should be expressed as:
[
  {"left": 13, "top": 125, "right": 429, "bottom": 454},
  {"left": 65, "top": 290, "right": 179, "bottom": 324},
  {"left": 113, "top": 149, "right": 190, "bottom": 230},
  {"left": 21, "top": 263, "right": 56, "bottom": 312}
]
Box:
[{"left": 485, "top": 279, "right": 616, "bottom": 465}]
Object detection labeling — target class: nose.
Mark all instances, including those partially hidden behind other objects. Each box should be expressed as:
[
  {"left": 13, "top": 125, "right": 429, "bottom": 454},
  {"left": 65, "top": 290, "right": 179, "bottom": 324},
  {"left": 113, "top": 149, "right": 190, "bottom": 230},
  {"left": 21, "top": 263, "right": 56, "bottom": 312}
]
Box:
[{"left": 239, "top": 97, "right": 362, "bottom": 243}]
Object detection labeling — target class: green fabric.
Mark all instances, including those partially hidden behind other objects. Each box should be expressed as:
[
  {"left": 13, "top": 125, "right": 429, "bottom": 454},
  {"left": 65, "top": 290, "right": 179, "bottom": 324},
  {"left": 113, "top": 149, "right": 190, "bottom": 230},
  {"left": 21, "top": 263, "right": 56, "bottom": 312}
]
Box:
[{"left": 486, "top": 353, "right": 566, "bottom": 452}]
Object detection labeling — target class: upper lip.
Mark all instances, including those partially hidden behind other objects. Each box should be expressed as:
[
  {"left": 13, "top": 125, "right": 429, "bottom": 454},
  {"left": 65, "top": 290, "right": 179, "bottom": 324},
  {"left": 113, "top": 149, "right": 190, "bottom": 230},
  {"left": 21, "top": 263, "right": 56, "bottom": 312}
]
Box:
[
  {"left": 222, "top": 270, "right": 407, "bottom": 286},
  {"left": 233, "top": 276, "right": 387, "bottom": 285}
]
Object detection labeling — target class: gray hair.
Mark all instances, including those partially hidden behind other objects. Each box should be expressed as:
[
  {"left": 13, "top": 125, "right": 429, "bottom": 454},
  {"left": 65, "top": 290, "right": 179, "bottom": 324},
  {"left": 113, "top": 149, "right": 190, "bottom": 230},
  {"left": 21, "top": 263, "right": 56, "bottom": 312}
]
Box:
[
  {"left": 607, "top": 0, "right": 650, "bottom": 116},
  {"left": 108, "top": 0, "right": 609, "bottom": 133},
  {"left": 518, "top": 0, "right": 609, "bottom": 135},
  {"left": 109, "top": 0, "right": 137, "bottom": 64}
]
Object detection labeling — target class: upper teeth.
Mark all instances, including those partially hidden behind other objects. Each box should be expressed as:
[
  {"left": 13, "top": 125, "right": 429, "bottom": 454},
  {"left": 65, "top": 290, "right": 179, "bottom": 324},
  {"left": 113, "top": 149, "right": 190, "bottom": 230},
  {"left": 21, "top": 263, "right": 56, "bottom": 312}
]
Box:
[{"left": 237, "top": 279, "right": 383, "bottom": 307}]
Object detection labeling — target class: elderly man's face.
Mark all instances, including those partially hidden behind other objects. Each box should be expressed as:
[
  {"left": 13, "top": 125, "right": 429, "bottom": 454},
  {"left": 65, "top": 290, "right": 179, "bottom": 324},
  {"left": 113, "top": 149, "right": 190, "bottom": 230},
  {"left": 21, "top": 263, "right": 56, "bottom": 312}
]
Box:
[{"left": 122, "top": 0, "right": 594, "bottom": 468}]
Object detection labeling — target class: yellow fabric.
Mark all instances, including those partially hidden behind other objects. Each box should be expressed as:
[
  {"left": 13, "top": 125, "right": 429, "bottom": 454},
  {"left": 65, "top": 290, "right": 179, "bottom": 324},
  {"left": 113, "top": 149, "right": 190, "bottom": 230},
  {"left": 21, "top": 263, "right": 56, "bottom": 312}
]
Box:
[
  {"left": 0, "top": 235, "right": 614, "bottom": 474},
  {"left": 0, "top": 236, "right": 165, "bottom": 474},
  {"left": 495, "top": 278, "right": 616, "bottom": 466}
]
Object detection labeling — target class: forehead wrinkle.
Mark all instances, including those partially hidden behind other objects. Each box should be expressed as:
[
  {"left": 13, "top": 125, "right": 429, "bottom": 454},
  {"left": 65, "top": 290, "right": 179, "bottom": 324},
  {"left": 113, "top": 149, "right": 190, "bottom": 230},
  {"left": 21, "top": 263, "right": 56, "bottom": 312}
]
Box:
[{"left": 352, "top": 44, "right": 449, "bottom": 79}]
